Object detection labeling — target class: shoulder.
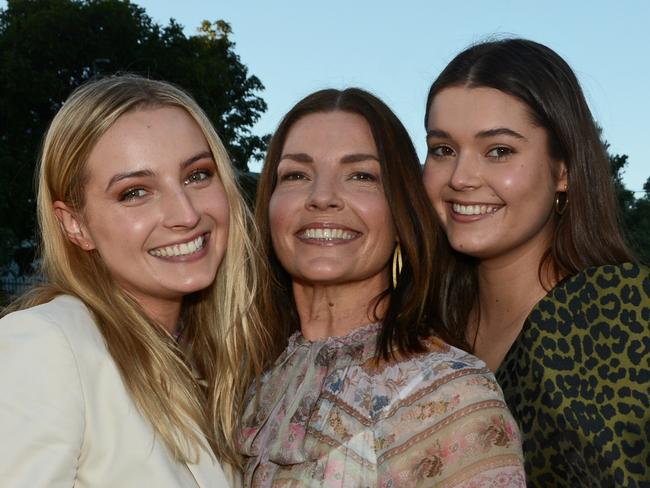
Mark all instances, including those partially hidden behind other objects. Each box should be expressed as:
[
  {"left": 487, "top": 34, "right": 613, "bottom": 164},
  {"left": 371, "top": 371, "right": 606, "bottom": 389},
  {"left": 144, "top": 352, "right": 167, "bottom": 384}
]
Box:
[
  {"left": 0, "top": 295, "right": 108, "bottom": 393},
  {"left": 1, "top": 294, "right": 104, "bottom": 350},
  {"left": 333, "top": 340, "right": 515, "bottom": 442},
  {"left": 321, "top": 338, "right": 507, "bottom": 422},
  {"left": 0, "top": 294, "right": 99, "bottom": 395},
  {"left": 526, "top": 262, "right": 649, "bottom": 344},
  {"left": 502, "top": 263, "right": 649, "bottom": 380},
  {"left": 544, "top": 262, "right": 650, "bottom": 314},
  {"left": 498, "top": 264, "right": 650, "bottom": 485},
  {"left": 0, "top": 295, "right": 87, "bottom": 484},
  {"left": 369, "top": 343, "right": 524, "bottom": 485}
]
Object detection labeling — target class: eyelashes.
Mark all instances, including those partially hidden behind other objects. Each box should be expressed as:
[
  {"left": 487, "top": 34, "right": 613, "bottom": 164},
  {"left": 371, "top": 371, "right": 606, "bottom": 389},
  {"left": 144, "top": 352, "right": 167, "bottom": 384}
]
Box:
[
  {"left": 117, "top": 168, "right": 215, "bottom": 202},
  {"left": 278, "top": 171, "right": 308, "bottom": 182},
  {"left": 184, "top": 168, "right": 214, "bottom": 184},
  {"left": 118, "top": 187, "right": 148, "bottom": 202},
  {"left": 277, "top": 171, "right": 380, "bottom": 184},
  {"left": 485, "top": 146, "right": 515, "bottom": 160},
  {"left": 428, "top": 145, "right": 455, "bottom": 159},
  {"left": 427, "top": 144, "right": 516, "bottom": 161}
]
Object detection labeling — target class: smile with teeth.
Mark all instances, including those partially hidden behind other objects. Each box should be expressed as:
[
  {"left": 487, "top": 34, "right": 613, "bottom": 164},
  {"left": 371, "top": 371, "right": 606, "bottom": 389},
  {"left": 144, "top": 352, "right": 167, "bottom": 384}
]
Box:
[
  {"left": 300, "top": 228, "right": 357, "bottom": 240},
  {"left": 148, "top": 234, "right": 207, "bottom": 257},
  {"left": 452, "top": 203, "right": 502, "bottom": 216}
]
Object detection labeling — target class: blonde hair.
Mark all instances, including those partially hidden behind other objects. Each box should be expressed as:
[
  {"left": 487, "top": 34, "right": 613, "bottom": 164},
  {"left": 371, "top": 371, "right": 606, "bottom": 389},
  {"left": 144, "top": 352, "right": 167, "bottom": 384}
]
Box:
[{"left": 7, "top": 75, "right": 273, "bottom": 465}]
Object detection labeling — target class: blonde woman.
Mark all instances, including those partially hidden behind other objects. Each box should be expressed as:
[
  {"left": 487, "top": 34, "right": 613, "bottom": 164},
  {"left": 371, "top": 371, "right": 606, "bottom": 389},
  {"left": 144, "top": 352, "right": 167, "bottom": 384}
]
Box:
[{"left": 0, "top": 75, "right": 272, "bottom": 487}]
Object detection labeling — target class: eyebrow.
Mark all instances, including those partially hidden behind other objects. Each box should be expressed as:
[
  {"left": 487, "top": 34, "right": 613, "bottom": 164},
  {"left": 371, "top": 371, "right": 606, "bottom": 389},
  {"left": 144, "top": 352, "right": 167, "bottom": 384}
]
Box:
[
  {"left": 280, "top": 153, "right": 313, "bottom": 163},
  {"left": 340, "top": 153, "right": 379, "bottom": 163},
  {"left": 279, "top": 152, "right": 379, "bottom": 164},
  {"left": 105, "top": 150, "right": 213, "bottom": 192},
  {"left": 426, "top": 129, "right": 451, "bottom": 139},
  {"left": 426, "top": 127, "right": 527, "bottom": 141},
  {"left": 476, "top": 127, "right": 527, "bottom": 141}
]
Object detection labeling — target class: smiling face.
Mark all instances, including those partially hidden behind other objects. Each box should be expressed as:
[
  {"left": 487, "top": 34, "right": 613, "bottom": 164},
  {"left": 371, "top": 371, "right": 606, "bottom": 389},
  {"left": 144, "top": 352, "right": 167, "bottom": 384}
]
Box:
[
  {"left": 269, "top": 111, "right": 396, "bottom": 291},
  {"left": 423, "top": 86, "right": 566, "bottom": 264},
  {"left": 57, "top": 106, "right": 229, "bottom": 319}
]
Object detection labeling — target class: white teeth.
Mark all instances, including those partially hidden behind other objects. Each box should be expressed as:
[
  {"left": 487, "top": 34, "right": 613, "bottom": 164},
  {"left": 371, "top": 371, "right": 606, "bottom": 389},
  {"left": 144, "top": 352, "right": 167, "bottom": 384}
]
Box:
[
  {"left": 452, "top": 203, "right": 501, "bottom": 216},
  {"left": 301, "top": 228, "right": 356, "bottom": 240},
  {"left": 149, "top": 235, "right": 205, "bottom": 257}
]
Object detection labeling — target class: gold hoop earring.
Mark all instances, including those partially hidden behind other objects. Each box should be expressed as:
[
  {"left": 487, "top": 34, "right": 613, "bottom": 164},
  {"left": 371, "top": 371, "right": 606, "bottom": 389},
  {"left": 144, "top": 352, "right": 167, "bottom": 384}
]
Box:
[
  {"left": 392, "top": 242, "right": 403, "bottom": 288},
  {"left": 554, "top": 191, "right": 568, "bottom": 215}
]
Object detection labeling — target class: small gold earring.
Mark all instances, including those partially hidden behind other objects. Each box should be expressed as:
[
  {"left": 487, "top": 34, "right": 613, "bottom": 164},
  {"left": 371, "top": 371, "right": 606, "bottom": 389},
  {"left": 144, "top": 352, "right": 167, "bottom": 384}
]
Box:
[{"left": 554, "top": 185, "right": 568, "bottom": 215}]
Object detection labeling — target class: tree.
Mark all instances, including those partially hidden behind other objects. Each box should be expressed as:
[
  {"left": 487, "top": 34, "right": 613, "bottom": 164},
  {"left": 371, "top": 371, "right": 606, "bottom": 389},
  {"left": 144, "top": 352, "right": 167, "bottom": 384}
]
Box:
[
  {"left": 609, "top": 153, "right": 650, "bottom": 264},
  {"left": 0, "top": 0, "right": 268, "bottom": 267}
]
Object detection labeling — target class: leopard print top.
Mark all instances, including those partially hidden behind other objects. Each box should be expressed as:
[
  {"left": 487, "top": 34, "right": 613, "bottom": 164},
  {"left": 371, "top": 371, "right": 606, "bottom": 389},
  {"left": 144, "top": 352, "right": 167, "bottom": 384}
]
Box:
[{"left": 496, "top": 263, "right": 650, "bottom": 488}]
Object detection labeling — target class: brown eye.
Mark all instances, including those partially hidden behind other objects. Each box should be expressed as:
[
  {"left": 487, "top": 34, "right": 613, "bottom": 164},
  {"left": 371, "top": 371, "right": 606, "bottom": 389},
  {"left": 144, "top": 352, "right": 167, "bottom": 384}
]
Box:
[
  {"left": 279, "top": 171, "right": 308, "bottom": 182},
  {"left": 428, "top": 145, "right": 455, "bottom": 159},
  {"left": 486, "top": 146, "right": 514, "bottom": 160},
  {"left": 184, "top": 169, "right": 213, "bottom": 184},
  {"left": 119, "top": 187, "right": 148, "bottom": 201},
  {"left": 350, "top": 172, "right": 377, "bottom": 182}
]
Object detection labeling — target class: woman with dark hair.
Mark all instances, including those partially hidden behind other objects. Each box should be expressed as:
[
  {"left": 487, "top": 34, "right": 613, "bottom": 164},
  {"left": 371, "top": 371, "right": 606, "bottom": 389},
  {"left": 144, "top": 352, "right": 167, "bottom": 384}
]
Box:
[
  {"left": 238, "top": 88, "right": 525, "bottom": 486},
  {"left": 423, "top": 38, "right": 650, "bottom": 486}
]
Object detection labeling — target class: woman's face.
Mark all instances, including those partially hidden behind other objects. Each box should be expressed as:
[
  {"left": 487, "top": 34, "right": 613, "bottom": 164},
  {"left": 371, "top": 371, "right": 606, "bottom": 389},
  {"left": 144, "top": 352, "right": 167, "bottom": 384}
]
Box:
[
  {"left": 423, "top": 87, "right": 566, "bottom": 263},
  {"left": 269, "top": 111, "right": 396, "bottom": 289},
  {"left": 58, "top": 106, "right": 230, "bottom": 315}
]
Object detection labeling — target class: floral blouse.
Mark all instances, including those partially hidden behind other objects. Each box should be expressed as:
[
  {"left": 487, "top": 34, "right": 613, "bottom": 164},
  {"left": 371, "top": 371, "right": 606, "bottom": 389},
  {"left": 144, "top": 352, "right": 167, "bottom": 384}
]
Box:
[{"left": 238, "top": 324, "right": 525, "bottom": 487}]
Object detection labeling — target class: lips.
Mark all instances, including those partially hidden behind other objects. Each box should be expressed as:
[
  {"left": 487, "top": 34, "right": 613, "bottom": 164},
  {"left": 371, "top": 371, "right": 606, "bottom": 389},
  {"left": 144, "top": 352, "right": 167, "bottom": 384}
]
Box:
[
  {"left": 299, "top": 228, "right": 357, "bottom": 240},
  {"left": 296, "top": 224, "right": 360, "bottom": 243},
  {"left": 148, "top": 233, "right": 208, "bottom": 257},
  {"left": 451, "top": 202, "right": 503, "bottom": 216}
]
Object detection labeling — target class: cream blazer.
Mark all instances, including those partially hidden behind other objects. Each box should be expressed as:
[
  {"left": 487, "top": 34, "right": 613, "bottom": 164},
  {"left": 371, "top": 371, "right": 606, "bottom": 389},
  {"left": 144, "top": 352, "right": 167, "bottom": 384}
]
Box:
[{"left": 0, "top": 295, "right": 232, "bottom": 487}]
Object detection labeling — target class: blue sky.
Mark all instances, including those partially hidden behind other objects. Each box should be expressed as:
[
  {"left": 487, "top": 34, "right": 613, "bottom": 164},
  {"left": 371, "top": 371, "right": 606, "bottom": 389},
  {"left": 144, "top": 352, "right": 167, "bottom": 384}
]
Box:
[
  {"left": 7, "top": 0, "right": 649, "bottom": 189},
  {"left": 135, "top": 0, "right": 649, "bottom": 189}
]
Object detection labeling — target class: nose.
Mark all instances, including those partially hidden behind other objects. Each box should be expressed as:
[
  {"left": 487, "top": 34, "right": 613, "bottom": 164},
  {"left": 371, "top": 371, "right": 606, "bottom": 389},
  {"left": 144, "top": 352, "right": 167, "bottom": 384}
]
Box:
[
  {"left": 305, "top": 174, "right": 344, "bottom": 211},
  {"left": 161, "top": 187, "right": 201, "bottom": 229},
  {"left": 449, "top": 151, "right": 482, "bottom": 190}
]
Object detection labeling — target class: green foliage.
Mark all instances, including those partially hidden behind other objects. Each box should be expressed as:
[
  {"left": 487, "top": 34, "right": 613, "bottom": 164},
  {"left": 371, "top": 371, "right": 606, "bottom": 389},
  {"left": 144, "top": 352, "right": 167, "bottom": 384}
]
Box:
[
  {"left": 0, "top": 0, "right": 267, "bottom": 266},
  {"left": 609, "top": 154, "right": 650, "bottom": 264}
]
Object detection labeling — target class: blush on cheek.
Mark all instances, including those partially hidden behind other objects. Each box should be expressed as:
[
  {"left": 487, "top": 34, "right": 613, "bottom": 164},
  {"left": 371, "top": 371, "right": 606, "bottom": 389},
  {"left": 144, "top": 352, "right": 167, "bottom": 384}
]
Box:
[{"left": 131, "top": 221, "right": 147, "bottom": 233}]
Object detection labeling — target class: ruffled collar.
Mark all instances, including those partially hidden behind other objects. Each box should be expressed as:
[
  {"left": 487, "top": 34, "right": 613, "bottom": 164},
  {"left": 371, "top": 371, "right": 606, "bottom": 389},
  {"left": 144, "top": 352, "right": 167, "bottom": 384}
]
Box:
[
  {"left": 238, "top": 323, "right": 381, "bottom": 468},
  {"left": 287, "top": 322, "right": 381, "bottom": 356}
]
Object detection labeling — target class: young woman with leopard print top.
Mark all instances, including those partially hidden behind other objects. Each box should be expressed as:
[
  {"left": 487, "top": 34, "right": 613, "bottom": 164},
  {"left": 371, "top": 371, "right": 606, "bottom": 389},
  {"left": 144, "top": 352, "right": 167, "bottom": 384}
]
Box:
[{"left": 422, "top": 38, "right": 649, "bottom": 487}]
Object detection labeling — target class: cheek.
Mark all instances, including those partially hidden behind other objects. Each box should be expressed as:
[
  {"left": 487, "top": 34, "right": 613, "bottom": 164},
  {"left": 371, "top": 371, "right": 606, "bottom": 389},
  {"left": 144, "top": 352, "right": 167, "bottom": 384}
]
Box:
[
  {"left": 268, "top": 193, "right": 294, "bottom": 246},
  {"left": 86, "top": 207, "right": 149, "bottom": 252},
  {"left": 356, "top": 195, "right": 396, "bottom": 242},
  {"left": 495, "top": 163, "right": 553, "bottom": 202},
  {"left": 421, "top": 170, "right": 447, "bottom": 224},
  {"left": 422, "top": 163, "right": 447, "bottom": 202},
  {"left": 201, "top": 187, "right": 230, "bottom": 225}
]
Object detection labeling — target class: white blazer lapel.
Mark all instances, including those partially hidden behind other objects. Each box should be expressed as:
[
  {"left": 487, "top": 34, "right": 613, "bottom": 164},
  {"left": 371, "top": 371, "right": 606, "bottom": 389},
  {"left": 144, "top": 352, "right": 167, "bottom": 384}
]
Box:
[{"left": 185, "top": 446, "right": 230, "bottom": 487}]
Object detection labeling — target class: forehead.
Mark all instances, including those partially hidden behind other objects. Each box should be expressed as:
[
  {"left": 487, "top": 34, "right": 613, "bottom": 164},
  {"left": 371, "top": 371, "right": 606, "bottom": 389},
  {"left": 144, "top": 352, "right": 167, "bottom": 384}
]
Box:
[
  {"left": 428, "top": 86, "right": 534, "bottom": 131},
  {"left": 85, "top": 106, "right": 209, "bottom": 182},
  {"left": 282, "top": 111, "right": 377, "bottom": 156}
]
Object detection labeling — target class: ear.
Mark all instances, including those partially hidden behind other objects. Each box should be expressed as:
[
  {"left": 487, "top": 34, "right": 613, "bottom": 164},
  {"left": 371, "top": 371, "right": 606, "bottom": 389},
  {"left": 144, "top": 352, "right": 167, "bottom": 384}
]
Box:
[
  {"left": 53, "top": 201, "right": 96, "bottom": 251},
  {"left": 555, "top": 161, "right": 568, "bottom": 191}
]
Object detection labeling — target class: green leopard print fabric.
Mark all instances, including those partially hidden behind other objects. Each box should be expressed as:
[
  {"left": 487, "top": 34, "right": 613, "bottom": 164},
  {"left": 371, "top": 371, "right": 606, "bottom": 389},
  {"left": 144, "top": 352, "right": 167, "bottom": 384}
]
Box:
[{"left": 496, "top": 263, "right": 650, "bottom": 488}]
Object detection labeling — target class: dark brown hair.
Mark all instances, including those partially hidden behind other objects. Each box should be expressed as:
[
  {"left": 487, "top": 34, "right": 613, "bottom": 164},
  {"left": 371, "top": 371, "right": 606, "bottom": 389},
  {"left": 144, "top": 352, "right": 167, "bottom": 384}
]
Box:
[
  {"left": 256, "top": 88, "right": 460, "bottom": 358},
  {"left": 425, "top": 38, "right": 633, "bottom": 346}
]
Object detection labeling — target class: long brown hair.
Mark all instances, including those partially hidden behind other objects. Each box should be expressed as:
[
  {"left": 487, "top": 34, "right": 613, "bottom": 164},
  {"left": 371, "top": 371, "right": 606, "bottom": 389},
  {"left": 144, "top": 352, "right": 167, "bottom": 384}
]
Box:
[
  {"left": 256, "top": 88, "right": 460, "bottom": 358},
  {"left": 4, "top": 75, "right": 273, "bottom": 466},
  {"left": 425, "top": 38, "right": 633, "bottom": 347}
]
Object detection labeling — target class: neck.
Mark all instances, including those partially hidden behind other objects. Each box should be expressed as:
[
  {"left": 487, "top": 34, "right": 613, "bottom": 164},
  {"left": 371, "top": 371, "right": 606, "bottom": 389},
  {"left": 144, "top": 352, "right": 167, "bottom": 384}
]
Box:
[
  {"left": 469, "top": 232, "right": 557, "bottom": 370},
  {"left": 293, "top": 275, "right": 389, "bottom": 341},
  {"left": 129, "top": 291, "right": 183, "bottom": 334},
  {"left": 477, "top": 258, "right": 549, "bottom": 330}
]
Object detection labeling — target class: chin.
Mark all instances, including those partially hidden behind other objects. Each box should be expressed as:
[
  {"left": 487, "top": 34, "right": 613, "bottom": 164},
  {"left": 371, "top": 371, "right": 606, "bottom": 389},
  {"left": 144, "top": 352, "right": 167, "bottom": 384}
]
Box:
[
  {"left": 172, "top": 275, "right": 218, "bottom": 295},
  {"left": 448, "top": 238, "right": 492, "bottom": 259}
]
